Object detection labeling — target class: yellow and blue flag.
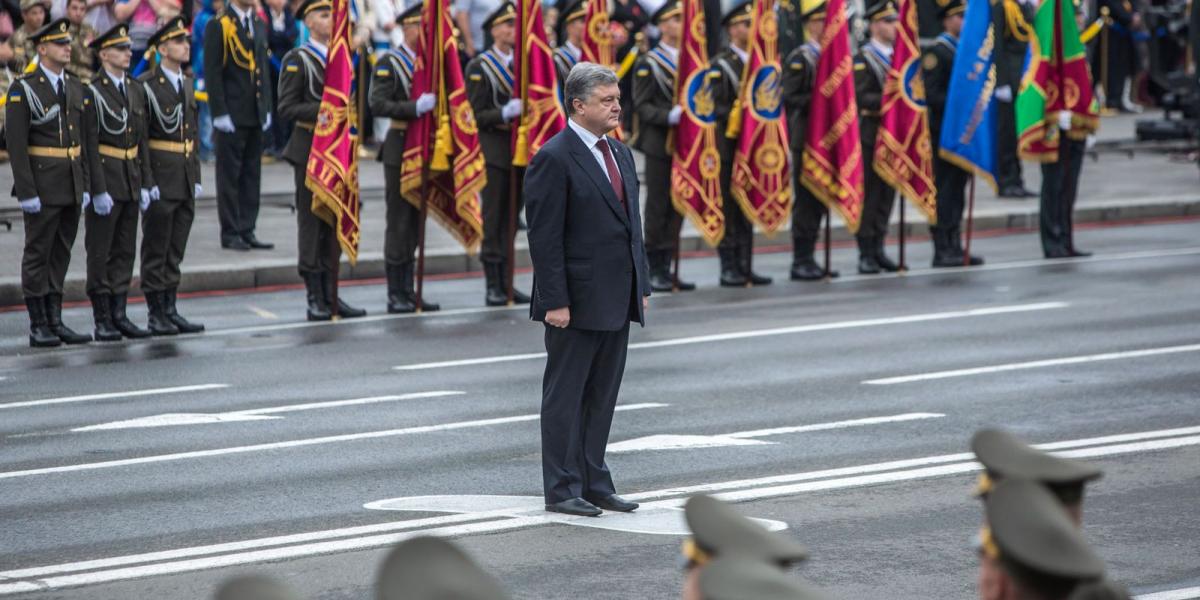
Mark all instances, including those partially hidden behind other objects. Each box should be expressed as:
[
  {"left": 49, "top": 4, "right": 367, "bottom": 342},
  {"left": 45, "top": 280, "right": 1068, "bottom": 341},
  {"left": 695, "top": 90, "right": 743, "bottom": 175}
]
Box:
[{"left": 938, "top": 0, "right": 998, "bottom": 190}]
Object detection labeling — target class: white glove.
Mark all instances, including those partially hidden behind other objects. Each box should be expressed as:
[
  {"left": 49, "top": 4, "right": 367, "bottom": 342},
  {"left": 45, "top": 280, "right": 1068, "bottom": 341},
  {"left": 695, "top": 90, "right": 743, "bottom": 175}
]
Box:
[
  {"left": 1058, "top": 110, "right": 1072, "bottom": 131},
  {"left": 213, "top": 115, "right": 235, "bottom": 133},
  {"left": 994, "top": 85, "right": 1013, "bottom": 102},
  {"left": 415, "top": 92, "right": 436, "bottom": 116},
  {"left": 140, "top": 188, "right": 152, "bottom": 211},
  {"left": 501, "top": 98, "right": 523, "bottom": 121},
  {"left": 262, "top": 113, "right": 272, "bottom": 131},
  {"left": 150, "top": 186, "right": 161, "bottom": 201},
  {"left": 194, "top": 183, "right": 203, "bottom": 198},
  {"left": 82, "top": 192, "right": 91, "bottom": 209},
  {"left": 668, "top": 105, "right": 683, "bottom": 126},
  {"left": 19, "top": 197, "right": 41, "bottom": 213},
  {"left": 92, "top": 192, "right": 113, "bottom": 215}
]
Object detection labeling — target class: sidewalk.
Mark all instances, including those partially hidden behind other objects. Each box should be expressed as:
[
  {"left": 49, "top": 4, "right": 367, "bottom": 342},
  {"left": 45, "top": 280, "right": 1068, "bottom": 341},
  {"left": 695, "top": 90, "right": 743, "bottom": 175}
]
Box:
[{"left": 1, "top": 112, "right": 1197, "bottom": 307}]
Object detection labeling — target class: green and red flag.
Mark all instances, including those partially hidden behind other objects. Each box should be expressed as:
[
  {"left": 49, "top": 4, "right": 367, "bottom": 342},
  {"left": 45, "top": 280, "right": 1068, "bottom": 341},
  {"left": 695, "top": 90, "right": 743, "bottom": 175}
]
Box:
[
  {"left": 729, "top": 0, "right": 792, "bottom": 235},
  {"left": 400, "top": 0, "right": 486, "bottom": 252},
  {"left": 512, "top": 0, "right": 566, "bottom": 167},
  {"left": 798, "top": 0, "right": 863, "bottom": 233},
  {"left": 873, "top": 0, "right": 937, "bottom": 223},
  {"left": 671, "top": 0, "right": 724, "bottom": 246},
  {"left": 1016, "top": 0, "right": 1099, "bottom": 161},
  {"left": 305, "top": 0, "right": 361, "bottom": 262}
]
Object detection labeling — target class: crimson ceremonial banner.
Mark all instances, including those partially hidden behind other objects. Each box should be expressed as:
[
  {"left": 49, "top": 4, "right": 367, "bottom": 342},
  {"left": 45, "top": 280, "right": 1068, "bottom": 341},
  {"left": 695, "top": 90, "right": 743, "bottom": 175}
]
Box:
[
  {"left": 798, "top": 0, "right": 863, "bottom": 233},
  {"left": 305, "top": 0, "right": 360, "bottom": 262},
  {"left": 512, "top": 0, "right": 566, "bottom": 167},
  {"left": 670, "top": 0, "right": 724, "bottom": 246},
  {"left": 873, "top": 0, "right": 936, "bottom": 223},
  {"left": 399, "top": 0, "right": 486, "bottom": 252},
  {"left": 729, "top": 0, "right": 791, "bottom": 235},
  {"left": 579, "top": 0, "right": 626, "bottom": 140}
]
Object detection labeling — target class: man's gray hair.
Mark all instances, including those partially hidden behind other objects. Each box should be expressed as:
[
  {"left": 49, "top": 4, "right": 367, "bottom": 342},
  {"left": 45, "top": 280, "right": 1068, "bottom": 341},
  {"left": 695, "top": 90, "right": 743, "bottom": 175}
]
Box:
[{"left": 564, "top": 62, "right": 619, "bottom": 114}]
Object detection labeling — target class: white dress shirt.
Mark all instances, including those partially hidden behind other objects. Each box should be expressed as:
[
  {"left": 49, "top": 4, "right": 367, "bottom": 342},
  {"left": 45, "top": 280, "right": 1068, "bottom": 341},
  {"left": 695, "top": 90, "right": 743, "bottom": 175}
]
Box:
[
  {"left": 40, "top": 64, "right": 64, "bottom": 92},
  {"left": 568, "top": 117, "right": 618, "bottom": 183},
  {"left": 161, "top": 65, "right": 184, "bottom": 94}
]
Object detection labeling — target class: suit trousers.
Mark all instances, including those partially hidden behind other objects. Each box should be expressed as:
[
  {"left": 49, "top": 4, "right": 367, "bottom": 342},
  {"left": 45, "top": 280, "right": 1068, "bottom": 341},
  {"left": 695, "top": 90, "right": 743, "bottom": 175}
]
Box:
[
  {"left": 541, "top": 322, "right": 630, "bottom": 504},
  {"left": 481, "top": 164, "right": 513, "bottom": 265},
  {"left": 140, "top": 197, "right": 195, "bottom": 292},
  {"left": 1039, "top": 139, "right": 1086, "bottom": 256},
  {"left": 294, "top": 165, "right": 339, "bottom": 274},
  {"left": 215, "top": 126, "right": 264, "bottom": 244},
  {"left": 85, "top": 199, "right": 139, "bottom": 296},
  {"left": 642, "top": 154, "right": 682, "bottom": 253},
  {"left": 996, "top": 99, "right": 1024, "bottom": 189},
  {"left": 384, "top": 163, "right": 420, "bottom": 265},
  {"left": 22, "top": 202, "right": 81, "bottom": 297}
]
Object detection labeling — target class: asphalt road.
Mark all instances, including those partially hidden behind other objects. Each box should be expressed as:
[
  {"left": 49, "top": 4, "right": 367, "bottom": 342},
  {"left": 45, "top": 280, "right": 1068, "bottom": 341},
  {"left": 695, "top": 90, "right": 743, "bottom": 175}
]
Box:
[{"left": 1, "top": 218, "right": 1198, "bottom": 600}]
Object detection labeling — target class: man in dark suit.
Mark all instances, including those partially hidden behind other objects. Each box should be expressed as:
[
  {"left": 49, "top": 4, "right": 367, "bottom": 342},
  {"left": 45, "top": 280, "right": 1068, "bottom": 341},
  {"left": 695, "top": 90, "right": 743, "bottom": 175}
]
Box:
[
  {"left": 204, "top": 0, "right": 275, "bottom": 251},
  {"left": 525, "top": 62, "right": 650, "bottom": 518}
]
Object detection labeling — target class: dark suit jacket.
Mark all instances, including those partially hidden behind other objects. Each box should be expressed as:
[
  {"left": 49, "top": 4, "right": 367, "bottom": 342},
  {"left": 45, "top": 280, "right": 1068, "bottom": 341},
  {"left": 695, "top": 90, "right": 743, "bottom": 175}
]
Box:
[
  {"left": 203, "top": 8, "right": 273, "bottom": 128},
  {"left": 5, "top": 69, "right": 89, "bottom": 205},
  {"left": 139, "top": 67, "right": 201, "bottom": 200},
  {"left": 525, "top": 124, "right": 651, "bottom": 332},
  {"left": 85, "top": 73, "right": 153, "bottom": 202}
]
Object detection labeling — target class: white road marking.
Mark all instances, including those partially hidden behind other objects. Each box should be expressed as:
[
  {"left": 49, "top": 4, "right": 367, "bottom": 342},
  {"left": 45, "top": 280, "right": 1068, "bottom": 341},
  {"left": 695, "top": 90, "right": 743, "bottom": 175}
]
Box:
[
  {"left": 246, "top": 305, "right": 280, "bottom": 320},
  {"left": 395, "top": 302, "right": 1068, "bottom": 370},
  {"left": 0, "top": 384, "right": 230, "bottom": 411},
  {"left": 0, "top": 403, "right": 668, "bottom": 480},
  {"left": 608, "top": 412, "right": 944, "bottom": 453},
  {"left": 208, "top": 304, "right": 527, "bottom": 337},
  {"left": 1137, "top": 587, "right": 1200, "bottom": 600},
  {"left": 863, "top": 343, "right": 1200, "bottom": 385},
  {"left": 0, "top": 424, "right": 1196, "bottom": 595},
  {"left": 71, "top": 391, "right": 466, "bottom": 432}
]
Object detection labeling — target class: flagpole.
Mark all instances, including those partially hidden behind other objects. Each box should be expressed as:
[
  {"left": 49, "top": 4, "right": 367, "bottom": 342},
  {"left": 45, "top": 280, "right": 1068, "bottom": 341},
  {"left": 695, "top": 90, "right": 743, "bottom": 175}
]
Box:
[
  {"left": 417, "top": 0, "right": 445, "bottom": 312},
  {"left": 823, "top": 211, "right": 833, "bottom": 279},
  {"left": 507, "top": 168, "right": 519, "bottom": 304},
  {"left": 415, "top": 168, "right": 429, "bottom": 313},
  {"left": 963, "top": 175, "right": 976, "bottom": 266},
  {"left": 898, "top": 198, "right": 907, "bottom": 272}
]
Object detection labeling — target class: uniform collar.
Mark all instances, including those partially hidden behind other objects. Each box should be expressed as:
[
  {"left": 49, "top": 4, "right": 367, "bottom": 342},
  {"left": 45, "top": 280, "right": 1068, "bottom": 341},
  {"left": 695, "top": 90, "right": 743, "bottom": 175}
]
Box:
[
  {"left": 568, "top": 116, "right": 603, "bottom": 150},
  {"left": 106, "top": 69, "right": 126, "bottom": 87},
  {"left": 656, "top": 42, "right": 678, "bottom": 62},
  {"left": 868, "top": 39, "right": 893, "bottom": 61},
  {"left": 731, "top": 44, "right": 748, "bottom": 64},
  {"left": 230, "top": 3, "right": 255, "bottom": 23},
  {"left": 490, "top": 46, "right": 513, "bottom": 65},
  {"left": 399, "top": 41, "right": 416, "bottom": 59},
  {"left": 161, "top": 65, "right": 184, "bottom": 90},
  {"left": 307, "top": 38, "right": 329, "bottom": 60},
  {"left": 40, "top": 63, "right": 64, "bottom": 90},
  {"left": 564, "top": 41, "right": 581, "bottom": 59}
]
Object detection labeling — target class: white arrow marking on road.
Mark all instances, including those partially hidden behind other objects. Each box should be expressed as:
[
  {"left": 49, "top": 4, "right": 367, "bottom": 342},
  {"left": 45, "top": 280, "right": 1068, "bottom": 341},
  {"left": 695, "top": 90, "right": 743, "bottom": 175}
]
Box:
[
  {"left": 1136, "top": 587, "right": 1200, "bottom": 600},
  {"left": 0, "top": 384, "right": 230, "bottom": 411},
  {"left": 70, "top": 391, "right": 467, "bottom": 432},
  {"left": 394, "top": 302, "right": 1069, "bottom": 370},
  {"left": 608, "top": 412, "right": 945, "bottom": 453},
  {"left": 863, "top": 343, "right": 1200, "bottom": 385}
]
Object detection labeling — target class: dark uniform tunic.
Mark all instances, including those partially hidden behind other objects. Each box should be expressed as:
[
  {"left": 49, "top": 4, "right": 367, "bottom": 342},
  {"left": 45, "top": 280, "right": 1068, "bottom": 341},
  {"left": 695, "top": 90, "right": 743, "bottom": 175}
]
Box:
[
  {"left": 992, "top": 0, "right": 1034, "bottom": 192},
  {"left": 781, "top": 40, "right": 830, "bottom": 263},
  {"left": 368, "top": 45, "right": 423, "bottom": 267},
  {"left": 630, "top": 44, "right": 679, "bottom": 259},
  {"left": 277, "top": 41, "right": 339, "bottom": 276},
  {"left": 84, "top": 70, "right": 153, "bottom": 297},
  {"left": 1092, "top": 0, "right": 1140, "bottom": 109},
  {"left": 710, "top": 47, "right": 752, "bottom": 257},
  {"left": 138, "top": 65, "right": 201, "bottom": 292},
  {"left": 465, "top": 46, "right": 518, "bottom": 268},
  {"left": 552, "top": 42, "right": 580, "bottom": 103},
  {"left": 853, "top": 43, "right": 896, "bottom": 253},
  {"left": 923, "top": 32, "right": 971, "bottom": 258},
  {"left": 6, "top": 65, "right": 90, "bottom": 299}
]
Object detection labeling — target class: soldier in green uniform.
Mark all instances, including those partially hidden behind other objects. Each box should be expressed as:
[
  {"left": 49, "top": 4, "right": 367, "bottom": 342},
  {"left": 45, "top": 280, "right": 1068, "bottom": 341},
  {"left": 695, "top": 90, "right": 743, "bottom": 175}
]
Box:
[
  {"left": 854, "top": 0, "right": 901, "bottom": 275},
  {"left": 781, "top": 0, "right": 836, "bottom": 281},
  {"left": 631, "top": 0, "right": 695, "bottom": 292},
  {"left": 82, "top": 24, "right": 154, "bottom": 341},
  {"left": 138, "top": 18, "right": 205, "bottom": 335},
  {"left": 64, "top": 0, "right": 95, "bottom": 83},
  {"left": 7, "top": 18, "right": 93, "bottom": 347},
  {"left": 369, "top": 3, "right": 438, "bottom": 314},
  {"left": 466, "top": 1, "right": 532, "bottom": 307},
  {"left": 553, "top": 0, "right": 586, "bottom": 94},
  {"left": 10, "top": 0, "right": 51, "bottom": 74},
  {"left": 377, "top": 536, "right": 513, "bottom": 600},
  {"left": 698, "top": 556, "right": 831, "bottom": 600},
  {"left": 711, "top": 1, "right": 770, "bottom": 287},
  {"left": 922, "top": 0, "right": 983, "bottom": 268},
  {"left": 992, "top": 0, "right": 1037, "bottom": 198},
  {"left": 276, "top": 0, "right": 367, "bottom": 321},
  {"left": 971, "top": 428, "right": 1103, "bottom": 526}
]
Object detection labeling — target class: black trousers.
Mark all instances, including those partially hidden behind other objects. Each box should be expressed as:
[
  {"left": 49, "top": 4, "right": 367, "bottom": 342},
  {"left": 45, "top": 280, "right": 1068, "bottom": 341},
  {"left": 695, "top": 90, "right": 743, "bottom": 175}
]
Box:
[
  {"left": 294, "top": 165, "right": 339, "bottom": 274},
  {"left": 140, "top": 197, "right": 195, "bottom": 292},
  {"left": 541, "top": 322, "right": 630, "bottom": 504},
  {"left": 384, "top": 163, "right": 420, "bottom": 265},
  {"left": 859, "top": 153, "right": 896, "bottom": 241},
  {"left": 933, "top": 153, "right": 969, "bottom": 231},
  {"left": 215, "top": 126, "right": 263, "bottom": 244},
  {"left": 1039, "top": 139, "right": 1086, "bottom": 256},
  {"left": 717, "top": 158, "right": 752, "bottom": 251},
  {"left": 480, "top": 163, "right": 514, "bottom": 265},
  {"left": 996, "top": 99, "right": 1025, "bottom": 189},
  {"left": 1095, "top": 32, "right": 1136, "bottom": 108},
  {"left": 21, "top": 202, "right": 81, "bottom": 297},
  {"left": 791, "top": 151, "right": 828, "bottom": 243},
  {"left": 642, "top": 154, "right": 682, "bottom": 253},
  {"left": 85, "top": 199, "right": 139, "bottom": 296}
]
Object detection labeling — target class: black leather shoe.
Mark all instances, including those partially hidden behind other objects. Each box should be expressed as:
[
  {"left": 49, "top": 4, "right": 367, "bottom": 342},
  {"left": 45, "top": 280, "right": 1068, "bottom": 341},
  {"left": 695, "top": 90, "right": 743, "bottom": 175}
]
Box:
[
  {"left": 45, "top": 294, "right": 92, "bottom": 344},
  {"left": 648, "top": 272, "right": 675, "bottom": 292},
  {"left": 242, "top": 235, "right": 275, "bottom": 250},
  {"left": 335, "top": 298, "right": 367, "bottom": 318},
  {"left": 545, "top": 498, "right": 602, "bottom": 517},
  {"left": 1068, "top": 248, "right": 1092, "bottom": 258},
  {"left": 857, "top": 255, "right": 881, "bottom": 275},
  {"left": 586, "top": 494, "right": 639, "bottom": 513},
  {"left": 222, "top": 237, "right": 251, "bottom": 251},
  {"left": 1044, "top": 249, "right": 1072, "bottom": 259},
  {"left": 165, "top": 289, "right": 205, "bottom": 333},
  {"left": 90, "top": 295, "right": 123, "bottom": 342},
  {"left": 998, "top": 185, "right": 1031, "bottom": 199},
  {"left": 26, "top": 296, "right": 62, "bottom": 348},
  {"left": 790, "top": 260, "right": 825, "bottom": 281},
  {"left": 672, "top": 277, "right": 697, "bottom": 291},
  {"left": 111, "top": 294, "right": 152, "bottom": 338},
  {"left": 145, "top": 291, "right": 180, "bottom": 335}
]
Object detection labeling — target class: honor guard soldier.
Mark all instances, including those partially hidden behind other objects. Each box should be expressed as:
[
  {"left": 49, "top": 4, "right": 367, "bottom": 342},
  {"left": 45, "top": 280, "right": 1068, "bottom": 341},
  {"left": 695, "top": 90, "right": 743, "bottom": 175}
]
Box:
[
  {"left": 82, "top": 24, "right": 154, "bottom": 341},
  {"left": 631, "top": 0, "right": 695, "bottom": 292},
  {"left": 204, "top": 0, "right": 275, "bottom": 251},
  {"left": 712, "top": 1, "right": 770, "bottom": 287},
  {"left": 1093, "top": 0, "right": 1142, "bottom": 112},
  {"left": 466, "top": 1, "right": 532, "bottom": 306},
  {"left": 553, "top": 0, "right": 586, "bottom": 91},
  {"left": 369, "top": 3, "right": 439, "bottom": 314},
  {"left": 854, "top": 0, "right": 901, "bottom": 275},
  {"left": 782, "top": 0, "right": 837, "bottom": 281},
  {"left": 991, "top": 0, "right": 1036, "bottom": 197},
  {"left": 7, "top": 18, "right": 93, "bottom": 348},
  {"left": 971, "top": 428, "right": 1103, "bottom": 526},
  {"left": 277, "top": 0, "right": 367, "bottom": 321},
  {"left": 922, "top": 0, "right": 982, "bottom": 267},
  {"left": 138, "top": 18, "right": 205, "bottom": 335}
]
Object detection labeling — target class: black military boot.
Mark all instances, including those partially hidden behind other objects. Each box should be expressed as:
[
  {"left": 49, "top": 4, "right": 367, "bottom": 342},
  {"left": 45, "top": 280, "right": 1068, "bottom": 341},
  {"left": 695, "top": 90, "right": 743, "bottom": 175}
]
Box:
[
  {"left": 322, "top": 273, "right": 366, "bottom": 318},
  {"left": 26, "top": 296, "right": 61, "bottom": 348},
  {"left": 930, "top": 227, "right": 959, "bottom": 268},
  {"left": 386, "top": 263, "right": 417, "bottom": 314},
  {"left": 45, "top": 294, "right": 92, "bottom": 344},
  {"left": 669, "top": 249, "right": 697, "bottom": 291},
  {"left": 503, "top": 261, "right": 532, "bottom": 305},
  {"left": 647, "top": 251, "right": 675, "bottom": 292},
  {"left": 856, "top": 237, "right": 881, "bottom": 274},
  {"left": 402, "top": 262, "right": 440, "bottom": 312},
  {"left": 303, "top": 272, "right": 333, "bottom": 321},
  {"left": 718, "top": 247, "right": 748, "bottom": 287},
  {"left": 90, "top": 294, "right": 123, "bottom": 342},
  {"left": 164, "top": 289, "right": 205, "bottom": 333},
  {"left": 483, "top": 262, "right": 508, "bottom": 306},
  {"left": 790, "top": 237, "right": 825, "bottom": 281},
  {"left": 145, "top": 290, "right": 180, "bottom": 335},
  {"left": 951, "top": 225, "right": 984, "bottom": 266},
  {"left": 739, "top": 245, "right": 772, "bottom": 285},
  {"left": 875, "top": 237, "right": 900, "bottom": 272},
  {"left": 111, "top": 293, "right": 151, "bottom": 338}
]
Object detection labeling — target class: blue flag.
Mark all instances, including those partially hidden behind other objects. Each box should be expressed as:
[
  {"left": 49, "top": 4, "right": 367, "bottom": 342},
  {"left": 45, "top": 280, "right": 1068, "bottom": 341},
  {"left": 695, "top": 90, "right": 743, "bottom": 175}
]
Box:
[{"left": 938, "top": 0, "right": 998, "bottom": 190}]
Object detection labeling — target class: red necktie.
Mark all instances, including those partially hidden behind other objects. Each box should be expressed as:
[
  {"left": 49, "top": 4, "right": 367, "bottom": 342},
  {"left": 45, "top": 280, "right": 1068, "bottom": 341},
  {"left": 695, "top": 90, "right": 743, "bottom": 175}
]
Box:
[{"left": 595, "top": 138, "right": 626, "bottom": 210}]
